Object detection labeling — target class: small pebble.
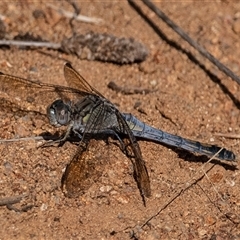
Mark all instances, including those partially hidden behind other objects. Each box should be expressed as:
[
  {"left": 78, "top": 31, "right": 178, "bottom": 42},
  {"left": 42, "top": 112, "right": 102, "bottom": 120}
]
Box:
[
  {"left": 233, "top": 18, "right": 240, "bottom": 33},
  {"left": 198, "top": 228, "right": 207, "bottom": 236},
  {"left": 99, "top": 185, "right": 112, "bottom": 193},
  {"left": 40, "top": 203, "right": 48, "bottom": 211}
]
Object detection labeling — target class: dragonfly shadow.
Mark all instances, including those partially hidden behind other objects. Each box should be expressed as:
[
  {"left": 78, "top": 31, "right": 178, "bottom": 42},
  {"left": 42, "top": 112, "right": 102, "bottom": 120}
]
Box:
[
  {"left": 137, "top": 137, "right": 238, "bottom": 171},
  {"left": 40, "top": 131, "right": 113, "bottom": 144},
  {"left": 174, "top": 147, "right": 238, "bottom": 171},
  {"left": 38, "top": 131, "right": 238, "bottom": 172},
  {"left": 0, "top": 97, "right": 47, "bottom": 117}
]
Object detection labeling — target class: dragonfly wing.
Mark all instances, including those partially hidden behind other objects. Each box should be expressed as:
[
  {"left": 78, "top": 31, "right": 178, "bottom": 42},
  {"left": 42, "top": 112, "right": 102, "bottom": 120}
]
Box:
[
  {"left": 0, "top": 70, "right": 87, "bottom": 115},
  {"left": 62, "top": 98, "right": 109, "bottom": 197},
  {"left": 61, "top": 139, "right": 104, "bottom": 198},
  {"left": 115, "top": 110, "right": 151, "bottom": 199},
  {"left": 73, "top": 90, "right": 151, "bottom": 199},
  {"left": 64, "top": 62, "right": 104, "bottom": 97}
]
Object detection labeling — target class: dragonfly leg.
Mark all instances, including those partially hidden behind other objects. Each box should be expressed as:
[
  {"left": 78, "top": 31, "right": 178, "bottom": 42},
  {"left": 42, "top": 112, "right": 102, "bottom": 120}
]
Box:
[
  {"left": 90, "top": 129, "right": 126, "bottom": 153},
  {"left": 40, "top": 122, "right": 74, "bottom": 148},
  {"left": 113, "top": 133, "right": 126, "bottom": 152},
  {"left": 106, "top": 130, "right": 127, "bottom": 153},
  {"left": 72, "top": 129, "right": 83, "bottom": 140}
]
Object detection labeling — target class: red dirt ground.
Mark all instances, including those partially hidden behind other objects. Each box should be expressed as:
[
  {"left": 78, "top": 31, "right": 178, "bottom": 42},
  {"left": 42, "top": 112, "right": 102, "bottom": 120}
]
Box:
[{"left": 0, "top": 1, "right": 239, "bottom": 239}]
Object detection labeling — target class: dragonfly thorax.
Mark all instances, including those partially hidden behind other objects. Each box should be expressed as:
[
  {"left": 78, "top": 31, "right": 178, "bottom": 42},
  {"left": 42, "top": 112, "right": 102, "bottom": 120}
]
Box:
[{"left": 47, "top": 99, "right": 71, "bottom": 127}]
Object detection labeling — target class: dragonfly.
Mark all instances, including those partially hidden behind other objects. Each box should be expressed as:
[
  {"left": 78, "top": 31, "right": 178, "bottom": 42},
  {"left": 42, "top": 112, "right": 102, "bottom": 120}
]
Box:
[{"left": 0, "top": 63, "right": 236, "bottom": 202}]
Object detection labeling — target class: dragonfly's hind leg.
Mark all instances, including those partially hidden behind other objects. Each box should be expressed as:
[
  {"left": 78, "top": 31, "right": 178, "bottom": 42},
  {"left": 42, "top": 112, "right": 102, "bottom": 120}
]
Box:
[
  {"left": 111, "top": 131, "right": 126, "bottom": 152},
  {"left": 94, "top": 129, "right": 127, "bottom": 153}
]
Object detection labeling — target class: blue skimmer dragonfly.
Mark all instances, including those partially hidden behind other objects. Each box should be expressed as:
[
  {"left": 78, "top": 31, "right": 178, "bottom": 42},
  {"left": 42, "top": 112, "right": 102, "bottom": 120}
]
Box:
[{"left": 0, "top": 63, "right": 235, "bottom": 202}]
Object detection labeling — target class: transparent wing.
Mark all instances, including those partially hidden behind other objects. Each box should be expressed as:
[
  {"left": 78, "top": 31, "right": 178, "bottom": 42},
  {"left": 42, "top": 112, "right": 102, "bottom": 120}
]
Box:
[
  {"left": 64, "top": 62, "right": 104, "bottom": 98},
  {"left": 61, "top": 95, "right": 109, "bottom": 197},
  {"left": 61, "top": 139, "right": 106, "bottom": 198},
  {"left": 0, "top": 69, "right": 89, "bottom": 115},
  {"left": 65, "top": 65, "right": 151, "bottom": 199},
  {"left": 115, "top": 110, "right": 151, "bottom": 199},
  {"left": 62, "top": 106, "right": 151, "bottom": 199},
  {"left": 0, "top": 63, "right": 151, "bottom": 201}
]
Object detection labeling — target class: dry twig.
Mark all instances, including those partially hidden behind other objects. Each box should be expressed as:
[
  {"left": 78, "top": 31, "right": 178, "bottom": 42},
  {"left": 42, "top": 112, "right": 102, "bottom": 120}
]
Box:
[
  {"left": 107, "top": 81, "right": 155, "bottom": 95},
  {"left": 215, "top": 132, "right": 240, "bottom": 139},
  {"left": 46, "top": 3, "right": 104, "bottom": 24}
]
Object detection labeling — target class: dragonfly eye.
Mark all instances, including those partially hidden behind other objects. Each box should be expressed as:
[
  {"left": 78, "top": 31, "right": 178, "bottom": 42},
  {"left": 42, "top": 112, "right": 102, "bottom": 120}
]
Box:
[{"left": 47, "top": 99, "right": 71, "bottom": 127}]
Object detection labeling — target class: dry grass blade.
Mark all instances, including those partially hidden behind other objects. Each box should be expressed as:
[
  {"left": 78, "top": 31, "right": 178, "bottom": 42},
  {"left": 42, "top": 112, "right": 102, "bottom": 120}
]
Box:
[
  {"left": 0, "top": 136, "right": 45, "bottom": 143},
  {"left": 215, "top": 132, "right": 240, "bottom": 139},
  {"left": 47, "top": 3, "right": 104, "bottom": 24},
  {"left": 0, "top": 39, "right": 61, "bottom": 49}
]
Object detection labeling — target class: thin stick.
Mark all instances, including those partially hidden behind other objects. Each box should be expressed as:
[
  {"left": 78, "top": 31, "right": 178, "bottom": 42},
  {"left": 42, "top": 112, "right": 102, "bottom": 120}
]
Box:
[
  {"left": 128, "top": 0, "right": 240, "bottom": 85},
  {"left": 0, "top": 40, "right": 61, "bottom": 49},
  {"left": 47, "top": 3, "right": 104, "bottom": 24},
  {"left": 0, "top": 136, "right": 45, "bottom": 143},
  {"left": 201, "top": 162, "right": 225, "bottom": 202},
  {"left": 0, "top": 194, "right": 27, "bottom": 206},
  {"left": 215, "top": 132, "right": 240, "bottom": 139}
]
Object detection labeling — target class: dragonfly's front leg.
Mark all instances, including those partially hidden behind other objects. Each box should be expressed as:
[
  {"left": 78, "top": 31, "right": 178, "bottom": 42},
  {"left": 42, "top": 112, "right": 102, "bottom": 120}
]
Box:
[{"left": 40, "top": 122, "right": 75, "bottom": 148}]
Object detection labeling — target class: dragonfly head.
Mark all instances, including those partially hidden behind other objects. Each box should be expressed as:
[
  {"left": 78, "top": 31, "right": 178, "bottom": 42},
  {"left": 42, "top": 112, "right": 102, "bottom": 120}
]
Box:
[{"left": 47, "top": 99, "right": 71, "bottom": 127}]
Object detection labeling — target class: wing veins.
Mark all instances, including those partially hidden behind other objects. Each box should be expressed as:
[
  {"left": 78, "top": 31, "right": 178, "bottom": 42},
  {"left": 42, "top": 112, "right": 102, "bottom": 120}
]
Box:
[
  {"left": 115, "top": 110, "right": 151, "bottom": 198},
  {"left": 64, "top": 62, "right": 104, "bottom": 97}
]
